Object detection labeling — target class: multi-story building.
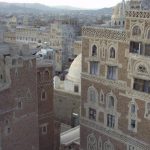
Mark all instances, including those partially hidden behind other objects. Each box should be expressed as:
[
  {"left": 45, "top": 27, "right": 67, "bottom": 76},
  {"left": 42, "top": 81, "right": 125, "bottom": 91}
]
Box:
[
  {"left": 80, "top": 0, "right": 150, "bottom": 150},
  {"left": 54, "top": 54, "right": 81, "bottom": 126},
  {"left": 4, "top": 21, "right": 76, "bottom": 69},
  {"left": 0, "top": 49, "right": 59, "bottom": 150}
]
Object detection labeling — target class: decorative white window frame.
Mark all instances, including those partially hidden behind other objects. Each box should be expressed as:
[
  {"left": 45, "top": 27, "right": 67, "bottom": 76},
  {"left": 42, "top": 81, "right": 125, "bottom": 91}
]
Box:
[
  {"left": 87, "top": 86, "right": 99, "bottom": 104},
  {"left": 127, "top": 98, "right": 140, "bottom": 133},
  {"left": 127, "top": 144, "right": 137, "bottom": 150},
  {"left": 104, "top": 91, "right": 119, "bottom": 129},
  {"left": 104, "top": 139, "right": 114, "bottom": 150},
  {"left": 89, "top": 42, "right": 99, "bottom": 58},
  {"left": 87, "top": 133, "right": 97, "bottom": 150},
  {"left": 106, "top": 65, "right": 118, "bottom": 81},
  {"left": 88, "top": 61, "right": 100, "bottom": 76},
  {"left": 41, "top": 123, "right": 48, "bottom": 135},
  {"left": 106, "top": 91, "right": 117, "bottom": 111},
  {"left": 134, "top": 61, "right": 149, "bottom": 77},
  {"left": 131, "top": 25, "right": 142, "bottom": 37},
  {"left": 107, "top": 43, "right": 118, "bottom": 63}
]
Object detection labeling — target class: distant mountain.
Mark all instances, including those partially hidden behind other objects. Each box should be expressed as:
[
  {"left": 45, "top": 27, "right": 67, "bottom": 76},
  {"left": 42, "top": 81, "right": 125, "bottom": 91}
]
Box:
[
  {"left": 52, "top": 5, "right": 83, "bottom": 10},
  {"left": 0, "top": 2, "right": 112, "bottom": 15}
]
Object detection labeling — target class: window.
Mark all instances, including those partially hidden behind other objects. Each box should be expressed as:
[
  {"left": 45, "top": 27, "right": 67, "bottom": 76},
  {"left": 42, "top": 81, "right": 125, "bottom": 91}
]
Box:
[
  {"left": 90, "top": 62, "right": 99, "bottom": 75},
  {"left": 88, "top": 86, "right": 98, "bottom": 103},
  {"left": 110, "top": 47, "right": 115, "bottom": 58},
  {"left": 41, "top": 125, "right": 47, "bottom": 135},
  {"left": 99, "top": 90, "right": 104, "bottom": 104},
  {"left": 17, "top": 101, "right": 22, "bottom": 109},
  {"left": 87, "top": 134, "right": 97, "bottom": 150},
  {"left": 108, "top": 96, "right": 114, "bottom": 109},
  {"left": 130, "top": 41, "right": 143, "bottom": 54},
  {"left": 102, "top": 47, "right": 105, "bottom": 58},
  {"left": 145, "top": 44, "right": 150, "bottom": 56},
  {"left": 133, "top": 78, "right": 150, "bottom": 93},
  {"left": 107, "top": 114, "right": 115, "bottom": 128},
  {"left": 130, "top": 119, "right": 136, "bottom": 129},
  {"left": 92, "top": 45, "right": 97, "bottom": 56},
  {"left": 104, "top": 140, "right": 114, "bottom": 150},
  {"left": 128, "top": 145, "right": 136, "bottom": 150},
  {"left": 128, "top": 99, "right": 138, "bottom": 132},
  {"left": 132, "top": 25, "right": 141, "bottom": 36},
  {"left": 41, "top": 90, "right": 46, "bottom": 101},
  {"left": 89, "top": 108, "right": 96, "bottom": 120},
  {"left": 131, "top": 104, "right": 136, "bottom": 113},
  {"left": 107, "top": 66, "right": 117, "bottom": 80},
  {"left": 5, "top": 127, "right": 11, "bottom": 135},
  {"left": 74, "top": 85, "right": 79, "bottom": 93}
]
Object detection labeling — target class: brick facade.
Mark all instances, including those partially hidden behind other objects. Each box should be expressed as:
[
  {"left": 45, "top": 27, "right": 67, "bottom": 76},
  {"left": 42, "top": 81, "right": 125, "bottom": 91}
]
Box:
[{"left": 81, "top": 7, "right": 150, "bottom": 150}]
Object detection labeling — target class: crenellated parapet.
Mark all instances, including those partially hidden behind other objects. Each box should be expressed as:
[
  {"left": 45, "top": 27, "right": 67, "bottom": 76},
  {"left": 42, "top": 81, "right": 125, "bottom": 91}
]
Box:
[{"left": 82, "top": 26, "right": 127, "bottom": 42}]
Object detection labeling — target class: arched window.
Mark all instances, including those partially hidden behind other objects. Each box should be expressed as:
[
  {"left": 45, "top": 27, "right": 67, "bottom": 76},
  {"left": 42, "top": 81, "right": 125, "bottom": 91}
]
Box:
[
  {"left": 108, "top": 96, "right": 115, "bottom": 109},
  {"left": 88, "top": 86, "right": 98, "bottom": 103},
  {"left": 104, "top": 140, "right": 114, "bottom": 150},
  {"left": 92, "top": 45, "right": 97, "bottom": 56},
  {"left": 132, "top": 25, "right": 141, "bottom": 36},
  {"left": 128, "top": 99, "right": 138, "bottom": 132},
  {"left": 87, "top": 134, "right": 97, "bottom": 150},
  {"left": 110, "top": 47, "right": 115, "bottom": 58}
]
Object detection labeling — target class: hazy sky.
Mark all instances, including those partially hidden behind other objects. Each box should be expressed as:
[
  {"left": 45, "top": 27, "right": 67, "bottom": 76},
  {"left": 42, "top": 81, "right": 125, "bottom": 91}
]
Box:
[{"left": 0, "top": 0, "right": 122, "bottom": 9}]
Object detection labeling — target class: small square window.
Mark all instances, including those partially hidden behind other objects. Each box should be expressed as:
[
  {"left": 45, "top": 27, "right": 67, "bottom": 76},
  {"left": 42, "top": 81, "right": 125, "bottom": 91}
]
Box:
[
  {"left": 41, "top": 125, "right": 47, "bottom": 135},
  {"left": 74, "top": 85, "right": 79, "bottom": 93}
]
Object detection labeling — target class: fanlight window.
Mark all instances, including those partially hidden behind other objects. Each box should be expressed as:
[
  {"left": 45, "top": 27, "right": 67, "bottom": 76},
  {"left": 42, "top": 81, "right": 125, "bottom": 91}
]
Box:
[
  {"left": 132, "top": 26, "right": 141, "bottom": 36},
  {"left": 92, "top": 45, "right": 97, "bottom": 56},
  {"left": 137, "top": 65, "right": 148, "bottom": 74},
  {"left": 110, "top": 47, "right": 115, "bottom": 58}
]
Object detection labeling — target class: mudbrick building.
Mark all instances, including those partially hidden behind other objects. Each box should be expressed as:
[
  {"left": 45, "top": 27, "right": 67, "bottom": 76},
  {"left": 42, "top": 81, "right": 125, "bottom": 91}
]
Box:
[
  {"left": 80, "top": 0, "right": 150, "bottom": 150},
  {"left": 0, "top": 49, "right": 60, "bottom": 150}
]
